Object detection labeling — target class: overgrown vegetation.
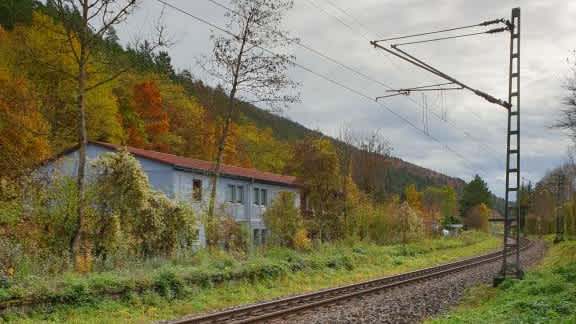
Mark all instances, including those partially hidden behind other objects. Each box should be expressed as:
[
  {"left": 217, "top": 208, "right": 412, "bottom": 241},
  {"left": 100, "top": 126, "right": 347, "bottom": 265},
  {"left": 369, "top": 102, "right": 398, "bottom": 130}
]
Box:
[
  {"left": 426, "top": 238, "right": 576, "bottom": 324},
  {"left": 0, "top": 232, "right": 498, "bottom": 323},
  {"left": 519, "top": 163, "right": 576, "bottom": 238},
  {"left": 0, "top": 2, "right": 505, "bottom": 322},
  {"left": 263, "top": 192, "right": 308, "bottom": 249},
  {"left": 0, "top": 151, "right": 196, "bottom": 277},
  {"left": 0, "top": 0, "right": 465, "bottom": 199}
]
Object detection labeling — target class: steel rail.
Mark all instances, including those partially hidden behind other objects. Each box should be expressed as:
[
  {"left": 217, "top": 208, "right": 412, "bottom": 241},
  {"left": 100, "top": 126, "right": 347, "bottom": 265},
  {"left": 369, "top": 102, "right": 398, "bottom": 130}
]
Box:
[{"left": 169, "top": 239, "right": 532, "bottom": 324}]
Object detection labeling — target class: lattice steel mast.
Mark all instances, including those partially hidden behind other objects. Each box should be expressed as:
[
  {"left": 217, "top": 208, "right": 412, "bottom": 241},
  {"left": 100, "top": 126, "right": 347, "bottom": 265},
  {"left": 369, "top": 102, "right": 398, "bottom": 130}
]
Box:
[
  {"left": 370, "top": 8, "right": 523, "bottom": 284},
  {"left": 495, "top": 7, "right": 523, "bottom": 284}
]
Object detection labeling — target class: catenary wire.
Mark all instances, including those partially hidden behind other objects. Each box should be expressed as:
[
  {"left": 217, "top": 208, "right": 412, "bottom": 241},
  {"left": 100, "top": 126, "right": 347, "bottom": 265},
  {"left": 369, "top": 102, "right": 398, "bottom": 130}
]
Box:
[
  {"left": 155, "top": 0, "right": 492, "bottom": 175},
  {"left": 373, "top": 18, "right": 506, "bottom": 42},
  {"left": 299, "top": 0, "right": 505, "bottom": 160},
  {"left": 392, "top": 28, "right": 509, "bottom": 46},
  {"left": 318, "top": 0, "right": 376, "bottom": 40},
  {"left": 307, "top": 0, "right": 498, "bottom": 122},
  {"left": 204, "top": 0, "right": 504, "bottom": 168}
]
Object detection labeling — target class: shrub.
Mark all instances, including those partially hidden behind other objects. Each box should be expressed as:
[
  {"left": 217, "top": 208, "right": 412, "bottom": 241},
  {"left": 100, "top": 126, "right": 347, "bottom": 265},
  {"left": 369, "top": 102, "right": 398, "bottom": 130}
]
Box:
[
  {"left": 463, "top": 203, "right": 490, "bottom": 232},
  {"left": 292, "top": 228, "right": 311, "bottom": 250},
  {"left": 0, "top": 150, "right": 197, "bottom": 276},
  {"left": 93, "top": 150, "right": 197, "bottom": 258},
  {"left": 153, "top": 271, "right": 184, "bottom": 300},
  {"left": 263, "top": 192, "right": 305, "bottom": 248},
  {"left": 369, "top": 197, "right": 424, "bottom": 244},
  {"left": 204, "top": 212, "right": 248, "bottom": 252}
]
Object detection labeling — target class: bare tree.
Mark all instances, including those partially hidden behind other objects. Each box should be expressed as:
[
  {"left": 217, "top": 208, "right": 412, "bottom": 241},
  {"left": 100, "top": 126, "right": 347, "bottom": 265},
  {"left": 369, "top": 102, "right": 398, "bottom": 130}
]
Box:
[
  {"left": 48, "top": 0, "right": 141, "bottom": 268},
  {"left": 354, "top": 129, "right": 393, "bottom": 199},
  {"left": 202, "top": 0, "right": 299, "bottom": 218},
  {"left": 337, "top": 124, "right": 357, "bottom": 235},
  {"left": 557, "top": 51, "right": 576, "bottom": 139},
  {"left": 338, "top": 124, "right": 356, "bottom": 177}
]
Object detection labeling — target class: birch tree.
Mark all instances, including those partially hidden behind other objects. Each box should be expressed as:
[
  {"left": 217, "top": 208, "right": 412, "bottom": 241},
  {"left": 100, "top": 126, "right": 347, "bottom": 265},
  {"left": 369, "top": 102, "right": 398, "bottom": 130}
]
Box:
[
  {"left": 49, "top": 0, "right": 139, "bottom": 268},
  {"left": 203, "top": 0, "right": 299, "bottom": 218}
]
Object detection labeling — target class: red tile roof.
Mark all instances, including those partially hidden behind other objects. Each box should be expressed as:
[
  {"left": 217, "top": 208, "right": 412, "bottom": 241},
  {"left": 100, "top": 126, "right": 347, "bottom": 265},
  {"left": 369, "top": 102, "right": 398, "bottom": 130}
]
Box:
[{"left": 92, "top": 142, "right": 299, "bottom": 186}]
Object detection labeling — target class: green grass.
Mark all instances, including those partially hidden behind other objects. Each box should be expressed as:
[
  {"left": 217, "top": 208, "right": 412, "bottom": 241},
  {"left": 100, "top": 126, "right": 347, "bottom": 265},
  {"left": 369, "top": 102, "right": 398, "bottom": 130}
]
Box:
[
  {"left": 1, "top": 232, "right": 499, "bottom": 324},
  {"left": 425, "top": 237, "right": 576, "bottom": 324}
]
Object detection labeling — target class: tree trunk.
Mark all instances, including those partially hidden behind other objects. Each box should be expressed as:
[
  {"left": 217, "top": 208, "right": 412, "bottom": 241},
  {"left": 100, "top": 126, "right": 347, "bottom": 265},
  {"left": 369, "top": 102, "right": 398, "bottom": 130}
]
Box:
[
  {"left": 71, "top": 0, "right": 89, "bottom": 270},
  {"left": 207, "top": 98, "right": 235, "bottom": 218},
  {"left": 207, "top": 22, "right": 250, "bottom": 220}
]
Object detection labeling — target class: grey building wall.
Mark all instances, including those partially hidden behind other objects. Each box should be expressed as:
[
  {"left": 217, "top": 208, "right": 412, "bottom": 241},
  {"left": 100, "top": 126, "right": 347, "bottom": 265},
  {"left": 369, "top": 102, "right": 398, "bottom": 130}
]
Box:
[{"left": 41, "top": 143, "right": 301, "bottom": 248}]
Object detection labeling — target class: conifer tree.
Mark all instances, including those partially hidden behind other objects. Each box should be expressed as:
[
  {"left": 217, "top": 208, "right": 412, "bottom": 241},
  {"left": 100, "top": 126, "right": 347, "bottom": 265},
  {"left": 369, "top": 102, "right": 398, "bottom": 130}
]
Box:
[{"left": 460, "top": 174, "right": 492, "bottom": 218}]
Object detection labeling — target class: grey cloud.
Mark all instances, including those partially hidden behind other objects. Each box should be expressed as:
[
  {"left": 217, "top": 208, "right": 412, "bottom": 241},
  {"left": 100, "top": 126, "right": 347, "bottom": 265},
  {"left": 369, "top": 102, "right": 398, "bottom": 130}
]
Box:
[{"left": 115, "top": 0, "right": 576, "bottom": 197}]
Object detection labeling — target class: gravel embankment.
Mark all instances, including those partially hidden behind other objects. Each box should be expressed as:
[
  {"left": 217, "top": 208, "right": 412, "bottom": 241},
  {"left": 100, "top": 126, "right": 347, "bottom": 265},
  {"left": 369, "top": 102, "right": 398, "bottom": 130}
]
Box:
[{"left": 272, "top": 241, "right": 547, "bottom": 324}]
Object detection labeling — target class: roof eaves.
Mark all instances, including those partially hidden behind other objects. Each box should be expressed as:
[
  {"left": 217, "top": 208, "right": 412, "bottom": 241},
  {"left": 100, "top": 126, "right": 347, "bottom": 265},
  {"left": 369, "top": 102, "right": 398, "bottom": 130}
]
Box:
[{"left": 174, "top": 164, "right": 300, "bottom": 187}]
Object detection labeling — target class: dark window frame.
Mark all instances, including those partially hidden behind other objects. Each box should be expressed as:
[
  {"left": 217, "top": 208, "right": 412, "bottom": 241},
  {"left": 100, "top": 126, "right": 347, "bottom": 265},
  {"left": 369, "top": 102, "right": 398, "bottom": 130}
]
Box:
[
  {"left": 261, "top": 229, "right": 267, "bottom": 245},
  {"left": 228, "top": 184, "right": 236, "bottom": 203},
  {"left": 236, "top": 185, "right": 244, "bottom": 203},
  {"left": 253, "top": 229, "right": 260, "bottom": 244},
  {"left": 253, "top": 188, "right": 268, "bottom": 206},
  {"left": 227, "top": 184, "right": 245, "bottom": 204},
  {"left": 260, "top": 189, "right": 268, "bottom": 206},
  {"left": 192, "top": 179, "right": 202, "bottom": 201},
  {"left": 253, "top": 187, "right": 260, "bottom": 205}
]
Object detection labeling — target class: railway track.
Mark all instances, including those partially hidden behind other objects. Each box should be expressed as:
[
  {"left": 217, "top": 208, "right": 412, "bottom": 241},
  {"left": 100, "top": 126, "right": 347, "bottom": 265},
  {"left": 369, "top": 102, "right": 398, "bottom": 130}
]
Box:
[{"left": 170, "top": 240, "right": 532, "bottom": 324}]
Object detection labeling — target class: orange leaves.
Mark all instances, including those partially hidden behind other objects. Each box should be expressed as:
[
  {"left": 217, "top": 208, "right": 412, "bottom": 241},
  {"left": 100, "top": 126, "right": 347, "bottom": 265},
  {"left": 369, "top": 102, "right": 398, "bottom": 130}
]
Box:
[
  {"left": 0, "top": 69, "right": 50, "bottom": 176},
  {"left": 0, "top": 25, "right": 7, "bottom": 41},
  {"left": 121, "top": 79, "right": 171, "bottom": 152},
  {"left": 133, "top": 80, "right": 169, "bottom": 137}
]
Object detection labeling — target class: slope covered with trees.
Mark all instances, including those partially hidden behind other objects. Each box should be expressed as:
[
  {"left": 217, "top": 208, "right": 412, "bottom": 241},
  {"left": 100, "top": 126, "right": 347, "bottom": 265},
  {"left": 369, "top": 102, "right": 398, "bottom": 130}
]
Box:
[
  {"left": 0, "top": 3, "right": 507, "bottom": 319},
  {"left": 0, "top": 0, "right": 465, "bottom": 195}
]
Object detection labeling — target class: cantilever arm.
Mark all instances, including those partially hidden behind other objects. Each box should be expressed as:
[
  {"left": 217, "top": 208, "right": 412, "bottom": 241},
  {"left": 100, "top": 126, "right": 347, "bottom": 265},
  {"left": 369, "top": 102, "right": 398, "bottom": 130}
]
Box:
[{"left": 370, "top": 41, "right": 511, "bottom": 109}]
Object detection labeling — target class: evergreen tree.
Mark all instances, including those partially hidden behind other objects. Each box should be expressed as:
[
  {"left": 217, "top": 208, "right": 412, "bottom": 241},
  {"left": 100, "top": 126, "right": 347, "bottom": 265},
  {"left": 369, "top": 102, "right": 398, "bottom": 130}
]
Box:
[
  {"left": 0, "top": 0, "right": 37, "bottom": 30},
  {"left": 459, "top": 175, "right": 492, "bottom": 217}
]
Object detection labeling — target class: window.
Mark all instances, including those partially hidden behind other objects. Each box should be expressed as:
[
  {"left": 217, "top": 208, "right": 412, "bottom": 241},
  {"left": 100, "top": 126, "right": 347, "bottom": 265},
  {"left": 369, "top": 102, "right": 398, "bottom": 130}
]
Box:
[
  {"left": 253, "top": 188, "right": 268, "bottom": 206},
  {"left": 254, "top": 188, "right": 260, "bottom": 205},
  {"left": 261, "top": 189, "right": 267, "bottom": 206},
  {"left": 253, "top": 229, "right": 260, "bottom": 244},
  {"left": 261, "top": 229, "right": 267, "bottom": 245},
  {"left": 193, "top": 179, "right": 202, "bottom": 201},
  {"left": 236, "top": 186, "right": 244, "bottom": 203},
  {"left": 228, "top": 184, "right": 236, "bottom": 202},
  {"left": 227, "top": 184, "right": 244, "bottom": 203}
]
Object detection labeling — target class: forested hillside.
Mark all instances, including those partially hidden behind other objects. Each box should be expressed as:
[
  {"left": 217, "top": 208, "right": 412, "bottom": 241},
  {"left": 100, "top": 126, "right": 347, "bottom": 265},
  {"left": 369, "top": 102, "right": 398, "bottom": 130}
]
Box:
[
  {"left": 0, "top": 3, "right": 510, "bottom": 321},
  {"left": 0, "top": 0, "right": 465, "bottom": 196},
  {"left": 179, "top": 72, "right": 466, "bottom": 195}
]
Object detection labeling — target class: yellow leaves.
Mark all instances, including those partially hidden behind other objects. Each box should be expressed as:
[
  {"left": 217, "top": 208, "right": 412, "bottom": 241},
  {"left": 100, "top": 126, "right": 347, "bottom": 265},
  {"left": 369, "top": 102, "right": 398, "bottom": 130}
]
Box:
[
  {"left": 288, "top": 137, "right": 340, "bottom": 188},
  {"left": 464, "top": 203, "right": 491, "bottom": 232},
  {"left": 405, "top": 184, "right": 423, "bottom": 214},
  {"left": 85, "top": 83, "right": 124, "bottom": 143},
  {"left": 74, "top": 245, "right": 92, "bottom": 273},
  {"left": 0, "top": 68, "right": 51, "bottom": 175},
  {"left": 237, "top": 124, "right": 288, "bottom": 173},
  {"left": 293, "top": 228, "right": 311, "bottom": 250},
  {"left": 4, "top": 266, "right": 14, "bottom": 279},
  {"left": 13, "top": 12, "right": 78, "bottom": 78}
]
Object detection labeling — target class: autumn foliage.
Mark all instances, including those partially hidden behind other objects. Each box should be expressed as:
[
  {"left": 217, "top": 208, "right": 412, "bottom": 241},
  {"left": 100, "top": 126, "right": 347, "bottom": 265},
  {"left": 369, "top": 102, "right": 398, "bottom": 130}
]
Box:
[
  {"left": 132, "top": 81, "right": 169, "bottom": 145},
  {"left": 0, "top": 4, "right": 481, "bottom": 272},
  {"left": 0, "top": 69, "right": 50, "bottom": 176}
]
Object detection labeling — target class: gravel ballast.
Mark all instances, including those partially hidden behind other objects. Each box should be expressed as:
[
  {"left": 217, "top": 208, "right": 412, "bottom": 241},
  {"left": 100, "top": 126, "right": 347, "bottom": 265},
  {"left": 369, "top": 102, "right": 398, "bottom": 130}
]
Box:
[{"left": 272, "top": 241, "right": 547, "bottom": 324}]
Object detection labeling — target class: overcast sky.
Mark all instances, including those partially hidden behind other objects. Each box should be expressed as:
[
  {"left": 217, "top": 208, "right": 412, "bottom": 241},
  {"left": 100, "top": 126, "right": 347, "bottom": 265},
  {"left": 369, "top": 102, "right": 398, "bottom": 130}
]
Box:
[{"left": 115, "top": 0, "right": 576, "bottom": 197}]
